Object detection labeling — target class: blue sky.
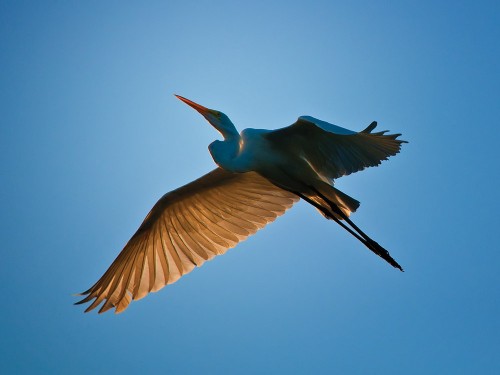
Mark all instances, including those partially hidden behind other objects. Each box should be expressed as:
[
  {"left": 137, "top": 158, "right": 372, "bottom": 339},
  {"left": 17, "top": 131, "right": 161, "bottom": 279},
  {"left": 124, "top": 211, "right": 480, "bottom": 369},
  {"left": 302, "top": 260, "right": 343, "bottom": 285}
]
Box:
[{"left": 1, "top": 1, "right": 499, "bottom": 374}]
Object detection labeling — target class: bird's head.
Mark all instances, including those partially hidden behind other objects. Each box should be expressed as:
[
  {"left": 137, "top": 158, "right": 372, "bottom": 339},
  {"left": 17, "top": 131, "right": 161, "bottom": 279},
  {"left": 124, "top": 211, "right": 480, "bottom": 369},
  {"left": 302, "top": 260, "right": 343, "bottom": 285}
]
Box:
[{"left": 175, "top": 95, "right": 238, "bottom": 139}]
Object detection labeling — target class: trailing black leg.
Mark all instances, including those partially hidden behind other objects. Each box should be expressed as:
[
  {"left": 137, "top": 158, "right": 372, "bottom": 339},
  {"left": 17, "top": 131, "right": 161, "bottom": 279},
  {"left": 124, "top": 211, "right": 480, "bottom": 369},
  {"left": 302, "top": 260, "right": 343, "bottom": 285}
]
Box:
[
  {"left": 309, "top": 187, "right": 404, "bottom": 271},
  {"left": 294, "top": 192, "right": 369, "bottom": 245}
]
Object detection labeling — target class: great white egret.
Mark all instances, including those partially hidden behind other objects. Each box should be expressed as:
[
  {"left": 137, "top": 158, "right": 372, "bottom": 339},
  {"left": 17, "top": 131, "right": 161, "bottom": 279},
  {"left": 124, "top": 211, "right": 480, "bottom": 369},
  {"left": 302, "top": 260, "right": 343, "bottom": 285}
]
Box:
[{"left": 77, "top": 95, "right": 407, "bottom": 314}]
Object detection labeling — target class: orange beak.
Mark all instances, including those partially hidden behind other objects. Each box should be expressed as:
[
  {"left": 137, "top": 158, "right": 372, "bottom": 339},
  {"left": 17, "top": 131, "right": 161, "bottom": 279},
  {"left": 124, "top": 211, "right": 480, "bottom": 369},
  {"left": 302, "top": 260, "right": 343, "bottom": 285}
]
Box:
[{"left": 175, "top": 95, "right": 215, "bottom": 116}]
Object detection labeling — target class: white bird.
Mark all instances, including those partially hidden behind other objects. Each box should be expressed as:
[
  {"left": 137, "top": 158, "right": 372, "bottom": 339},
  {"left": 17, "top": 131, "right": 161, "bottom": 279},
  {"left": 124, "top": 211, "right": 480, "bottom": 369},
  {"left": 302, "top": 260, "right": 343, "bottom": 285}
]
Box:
[{"left": 77, "top": 95, "right": 406, "bottom": 314}]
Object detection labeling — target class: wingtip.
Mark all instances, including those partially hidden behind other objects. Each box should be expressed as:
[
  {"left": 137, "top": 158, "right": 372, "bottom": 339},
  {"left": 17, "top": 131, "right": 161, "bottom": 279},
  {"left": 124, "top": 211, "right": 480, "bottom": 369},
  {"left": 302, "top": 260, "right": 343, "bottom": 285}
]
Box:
[{"left": 362, "top": 121, "right": 378, "bottom": 133}]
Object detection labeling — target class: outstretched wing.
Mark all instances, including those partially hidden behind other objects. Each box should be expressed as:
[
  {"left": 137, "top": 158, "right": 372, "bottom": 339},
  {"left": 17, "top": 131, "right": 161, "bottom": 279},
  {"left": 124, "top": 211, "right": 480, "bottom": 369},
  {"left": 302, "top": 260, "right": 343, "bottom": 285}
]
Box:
[
  {"left": 77, "top": 168, "right": 298, "bottom": 313},
  {"left": 265, "top": 116, "right": 406, "bottom": 181}
]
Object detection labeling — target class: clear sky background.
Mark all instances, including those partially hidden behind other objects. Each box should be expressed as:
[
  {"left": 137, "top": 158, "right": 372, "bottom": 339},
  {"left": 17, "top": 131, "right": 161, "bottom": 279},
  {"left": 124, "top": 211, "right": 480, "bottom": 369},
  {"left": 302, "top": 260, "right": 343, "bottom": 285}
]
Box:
[{"left": 1, "top": 1, "right": 499, "bottom": 374}]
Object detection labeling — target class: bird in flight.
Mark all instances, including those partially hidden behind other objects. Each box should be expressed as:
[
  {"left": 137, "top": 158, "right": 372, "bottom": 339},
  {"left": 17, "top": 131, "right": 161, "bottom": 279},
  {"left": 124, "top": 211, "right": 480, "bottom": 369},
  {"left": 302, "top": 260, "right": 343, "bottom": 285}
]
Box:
[{"left": 76, "top": 95, "right": 407, "bottom": 314}]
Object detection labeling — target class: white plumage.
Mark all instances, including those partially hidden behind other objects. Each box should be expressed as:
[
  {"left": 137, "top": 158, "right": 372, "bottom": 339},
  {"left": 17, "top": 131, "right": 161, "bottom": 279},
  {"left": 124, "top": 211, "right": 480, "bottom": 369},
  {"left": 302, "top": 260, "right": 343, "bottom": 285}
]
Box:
[{"left": 77, "top": 95, "right": 406, "bottom": 313}]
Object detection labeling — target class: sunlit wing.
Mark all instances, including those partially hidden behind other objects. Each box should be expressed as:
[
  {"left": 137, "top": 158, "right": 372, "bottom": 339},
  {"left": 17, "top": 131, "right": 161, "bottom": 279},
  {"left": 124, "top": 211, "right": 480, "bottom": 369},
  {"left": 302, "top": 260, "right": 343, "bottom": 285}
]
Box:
[
  {"left": 265, "top": 116, "right": 407, "bottom": 180},
  {"left": 77, "top": 168, "right": 299, "bottom": 313}
]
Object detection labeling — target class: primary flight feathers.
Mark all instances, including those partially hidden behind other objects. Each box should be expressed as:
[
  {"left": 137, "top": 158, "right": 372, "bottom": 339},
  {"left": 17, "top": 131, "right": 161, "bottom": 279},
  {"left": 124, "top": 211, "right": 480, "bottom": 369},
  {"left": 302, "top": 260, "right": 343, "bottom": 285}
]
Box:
[
  {"left": 266, "top": 117, "right": 404, "bottom": 180},
  {"left": 77, "top": 169, "right": 298, "bottom": 313}
]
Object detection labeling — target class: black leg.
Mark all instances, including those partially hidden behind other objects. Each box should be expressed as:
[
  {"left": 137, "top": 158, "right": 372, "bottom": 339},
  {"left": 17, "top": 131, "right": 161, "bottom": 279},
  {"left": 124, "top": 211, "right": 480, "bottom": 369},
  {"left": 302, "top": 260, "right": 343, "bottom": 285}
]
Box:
[{"left": 306, "top": 187, "right": 404, "bottom": 271}]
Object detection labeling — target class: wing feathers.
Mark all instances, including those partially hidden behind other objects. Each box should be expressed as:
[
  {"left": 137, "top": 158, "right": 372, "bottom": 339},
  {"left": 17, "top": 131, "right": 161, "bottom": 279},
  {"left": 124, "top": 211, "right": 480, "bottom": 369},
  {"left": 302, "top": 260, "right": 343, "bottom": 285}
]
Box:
[
  {"left": 182, "top": 202, "right": 228, "bottom": 254},
  {"left": 265, "top": 117, "right": 406, "bottom": 180},
  {"left": 78, "top": 168, "right": 298, "bottom": 313}
]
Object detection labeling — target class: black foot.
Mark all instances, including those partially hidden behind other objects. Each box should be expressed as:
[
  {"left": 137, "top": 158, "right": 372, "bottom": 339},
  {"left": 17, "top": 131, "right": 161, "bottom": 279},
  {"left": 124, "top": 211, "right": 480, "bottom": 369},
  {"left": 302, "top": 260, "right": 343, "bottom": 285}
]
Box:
[{"left": 366, "top": 239, "right": 404, "bottom": 271}]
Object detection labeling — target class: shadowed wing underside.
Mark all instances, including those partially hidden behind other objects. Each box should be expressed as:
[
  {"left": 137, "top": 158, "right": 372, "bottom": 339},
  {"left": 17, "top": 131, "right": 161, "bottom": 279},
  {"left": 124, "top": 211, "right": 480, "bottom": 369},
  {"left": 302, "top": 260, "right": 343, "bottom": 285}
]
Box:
[
  {"left": 77, "top": 168, "right": 298, "bottom": 313},
  {"left": 265, "top": 117, "right": 407, "bottom": 180}
]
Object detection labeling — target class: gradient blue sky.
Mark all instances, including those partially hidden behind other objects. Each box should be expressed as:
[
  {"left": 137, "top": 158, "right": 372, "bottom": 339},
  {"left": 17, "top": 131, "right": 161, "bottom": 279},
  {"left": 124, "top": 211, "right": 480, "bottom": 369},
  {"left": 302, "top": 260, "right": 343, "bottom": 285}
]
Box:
[{"left": 1, "top": 1, "right": 499, "bottom": 374}]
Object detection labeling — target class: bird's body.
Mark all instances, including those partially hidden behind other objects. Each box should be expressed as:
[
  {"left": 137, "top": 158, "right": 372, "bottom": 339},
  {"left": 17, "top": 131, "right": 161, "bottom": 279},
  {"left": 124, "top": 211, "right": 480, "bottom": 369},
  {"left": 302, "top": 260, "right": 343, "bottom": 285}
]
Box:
[{"left": 77, "top": 95, "right": 406, "bottom": 314}]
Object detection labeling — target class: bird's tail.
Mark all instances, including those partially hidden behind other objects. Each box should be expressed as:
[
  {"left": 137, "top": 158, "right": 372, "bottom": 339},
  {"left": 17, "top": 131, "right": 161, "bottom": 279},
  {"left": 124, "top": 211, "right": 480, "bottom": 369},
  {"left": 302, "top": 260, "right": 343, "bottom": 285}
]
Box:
[{"left": 308, "top": 182, "right": 360, "bottom": 220}]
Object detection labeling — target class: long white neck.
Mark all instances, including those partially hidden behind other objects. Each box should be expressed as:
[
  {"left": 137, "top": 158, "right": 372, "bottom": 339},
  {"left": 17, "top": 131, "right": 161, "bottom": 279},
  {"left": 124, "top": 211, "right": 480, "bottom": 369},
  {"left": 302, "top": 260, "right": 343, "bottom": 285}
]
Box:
[
  {"left": 210, "top": 114, "right": 239, "bottom": 140},
  {"left": 209, "top": 135, "right": 249, "bottom": 173}
]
